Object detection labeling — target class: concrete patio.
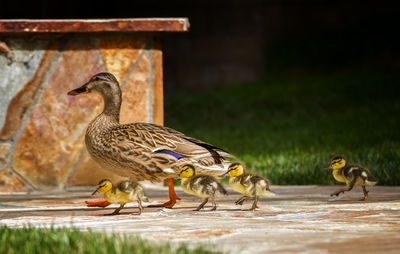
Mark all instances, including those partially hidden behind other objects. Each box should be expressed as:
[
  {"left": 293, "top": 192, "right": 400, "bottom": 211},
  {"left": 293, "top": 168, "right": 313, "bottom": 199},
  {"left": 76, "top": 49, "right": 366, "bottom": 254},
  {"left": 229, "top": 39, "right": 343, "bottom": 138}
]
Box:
[{"left": 1, "top": 185, "right": 400, "bottom": 253}]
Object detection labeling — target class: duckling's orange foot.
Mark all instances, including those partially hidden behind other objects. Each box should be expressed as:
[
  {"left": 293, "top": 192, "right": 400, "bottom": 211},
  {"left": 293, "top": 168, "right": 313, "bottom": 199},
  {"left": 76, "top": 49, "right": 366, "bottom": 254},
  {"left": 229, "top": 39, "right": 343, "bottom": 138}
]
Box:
[{"left": 85, "top": 199, "right": 111, "bottom": 208}]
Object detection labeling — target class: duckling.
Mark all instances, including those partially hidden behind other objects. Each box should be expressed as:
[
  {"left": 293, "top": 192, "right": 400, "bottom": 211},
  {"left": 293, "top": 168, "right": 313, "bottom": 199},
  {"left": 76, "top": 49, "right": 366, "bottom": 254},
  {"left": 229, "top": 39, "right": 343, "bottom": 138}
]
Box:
[
  {"left": 326, "top": 156, "right": 378, "bottom": 201},
  {"left": 222, "top": 162, "right": 275, "bottom": 211},
  {"left": 92, "top": 179, "right": 148, "bottom": 215},
  {"left": 179, "top": 165, "right": 227, "bottom": 211}
]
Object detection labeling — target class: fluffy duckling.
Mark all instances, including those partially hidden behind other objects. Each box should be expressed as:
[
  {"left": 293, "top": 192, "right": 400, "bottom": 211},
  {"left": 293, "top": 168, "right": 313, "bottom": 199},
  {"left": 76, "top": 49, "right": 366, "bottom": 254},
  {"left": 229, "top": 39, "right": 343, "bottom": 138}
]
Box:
[
  {"left": 179, "top": 165, "right": 227, "bottom": 211},
  {"left": 92, "top": 179, "right": 148, "bottom": 215},
  {"left": 326, "top": 156, "right": 378, "bottom": 201},
  {"left": 222, "top": 162, "right": 275, "bottom": 211}
]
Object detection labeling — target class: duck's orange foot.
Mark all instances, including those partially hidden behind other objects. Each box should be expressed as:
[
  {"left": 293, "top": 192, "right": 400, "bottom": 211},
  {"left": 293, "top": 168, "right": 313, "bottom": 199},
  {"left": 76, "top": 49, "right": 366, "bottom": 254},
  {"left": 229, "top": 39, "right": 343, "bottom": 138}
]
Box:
[
  {"left": 85, "top": 198, "right": 111, "bottom": 208},
  {"left": 148, "top": 178, "right": 180, "bottom": 208},
  {"left": 148, "top": 198, "right": 177, "bottom": 208}
]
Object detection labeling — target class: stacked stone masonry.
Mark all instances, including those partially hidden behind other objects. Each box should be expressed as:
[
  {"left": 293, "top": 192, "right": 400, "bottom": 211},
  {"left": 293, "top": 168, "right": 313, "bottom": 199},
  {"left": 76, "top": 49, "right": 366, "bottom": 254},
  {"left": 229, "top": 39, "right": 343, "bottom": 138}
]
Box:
[{"left": 0, "top": 19, "right": 189, "bottom": 192}]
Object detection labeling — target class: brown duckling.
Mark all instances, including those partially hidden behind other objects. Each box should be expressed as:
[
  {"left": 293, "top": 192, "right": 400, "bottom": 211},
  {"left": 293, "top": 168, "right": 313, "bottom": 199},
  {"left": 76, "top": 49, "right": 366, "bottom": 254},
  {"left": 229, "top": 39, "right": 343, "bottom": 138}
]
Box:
[
  {"left": 221, "top": 162, "right": 275, "bottom": 210},
  {"left": 326, "top": 156, "right": 378, "bottom": 201},
  {"left": 179, "top": 165, "right": 227, "bottom": 211},
  {"left": 92, "top": 179, "right": 148, "bottom": 215}
]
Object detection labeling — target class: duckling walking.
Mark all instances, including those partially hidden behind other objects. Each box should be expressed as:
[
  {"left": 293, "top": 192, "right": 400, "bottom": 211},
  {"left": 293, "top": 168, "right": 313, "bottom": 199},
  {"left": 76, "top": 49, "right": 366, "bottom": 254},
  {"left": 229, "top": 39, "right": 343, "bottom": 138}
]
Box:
[
  {"left": 222, "top": 162, "right": 275, "bottom": 211},
  {"left": 179, "top": 165, "right": 227, "bottom": 211},
  {"left": 92, "top": 179, "right": 148, "bottom": 215},
  {"left": 326, "top": 156, "right": 378, "bottom": 201}
]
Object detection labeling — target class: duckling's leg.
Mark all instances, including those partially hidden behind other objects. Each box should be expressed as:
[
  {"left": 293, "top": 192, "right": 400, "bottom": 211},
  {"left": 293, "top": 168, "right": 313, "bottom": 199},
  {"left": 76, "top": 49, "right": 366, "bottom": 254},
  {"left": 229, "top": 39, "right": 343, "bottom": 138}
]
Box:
[
  {"left": 249, "top": 196, "right": 259, "bottom": 211},
  {"left": 110, "top": 204, "right": 125, "bottom": 215},
  {"left": 235, "top": 196, "right": 247, "bottom": 205},
  {"left": 237, "top": 196, "right": 257, "bottom": 207},
  {"left": 148, "top": 178, "right": 180, "bottom": 208},
  {"left": 331, "top": 181, "right": 355, "bottom": 197},
  {"left": 195, "top": 198, "right": 209, "bottom": 211},
  {"left": 210, "top": 195, "right": 216, "bottom": 211},
  {"left": 136, "top": 199, "right": 143, "bottom": 215},
  {"left": 360, "top": 186, "right": 369, "bottom": 201}
]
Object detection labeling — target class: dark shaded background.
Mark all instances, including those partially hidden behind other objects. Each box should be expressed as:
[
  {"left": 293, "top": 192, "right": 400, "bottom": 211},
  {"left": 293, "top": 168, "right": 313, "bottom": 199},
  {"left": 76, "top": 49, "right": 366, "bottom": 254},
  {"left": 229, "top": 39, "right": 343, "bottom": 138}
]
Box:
[{"left": 1, "top": 0, "right": 398, "bottom": 91}]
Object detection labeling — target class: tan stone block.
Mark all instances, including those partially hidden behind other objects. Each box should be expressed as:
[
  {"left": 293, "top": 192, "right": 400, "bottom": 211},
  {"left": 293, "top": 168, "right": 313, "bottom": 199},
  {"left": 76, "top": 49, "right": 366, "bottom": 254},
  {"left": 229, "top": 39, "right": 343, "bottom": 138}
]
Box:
[
  {"left": 12, "top": 38, "right": 106, "bottom": 190},
  {"left": 67, "top": 152, "right": 126, "bottom": 186},
  {"left": 120, "top": 52, "right": 151, "bottom": 124},
  {"left": 0, "top": 40, "right": 57, "bottom": 140},
  {"left": 97, "top": 36, "right": 147, "bottom": 83},
  {"left": 0, "top": 143, "right": 27, "bottom": 192},
  {"left": 0, "top": 169, "right": 28, "bottom": 193}
]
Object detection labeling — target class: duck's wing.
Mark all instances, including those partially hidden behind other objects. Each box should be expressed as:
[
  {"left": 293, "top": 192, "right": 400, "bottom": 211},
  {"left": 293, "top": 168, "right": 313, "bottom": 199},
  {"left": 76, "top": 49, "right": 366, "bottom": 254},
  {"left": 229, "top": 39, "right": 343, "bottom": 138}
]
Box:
[
  {"left": 116, "top": 123, "right": 236, "bottom": 160},
  {"left": 108, "top": 123, "right": 236, "bottom": 178}
]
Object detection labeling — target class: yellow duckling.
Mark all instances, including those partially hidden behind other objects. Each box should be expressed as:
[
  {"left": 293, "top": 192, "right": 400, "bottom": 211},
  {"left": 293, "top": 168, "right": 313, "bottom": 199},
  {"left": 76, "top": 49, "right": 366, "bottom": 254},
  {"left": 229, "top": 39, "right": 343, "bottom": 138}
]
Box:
[
  {"left": 179, "top": 165, "right": 227, "bottom": 211},
  {"left": 92, "top": 179, "right": 148, "bottom": 215},
  {"left": 326, "top": 156, "right": 378, "bottom": 201},
  {"left": 222, "top": 162, "right": 275, "bottom": 211}
]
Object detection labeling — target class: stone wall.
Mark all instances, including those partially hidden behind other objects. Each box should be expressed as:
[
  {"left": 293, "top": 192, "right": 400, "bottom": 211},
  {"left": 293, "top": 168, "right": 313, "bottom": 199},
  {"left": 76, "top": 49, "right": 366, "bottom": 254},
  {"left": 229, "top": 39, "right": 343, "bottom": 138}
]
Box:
[{"left": 0, "top": 34, "right": 164, "bottom": 192}]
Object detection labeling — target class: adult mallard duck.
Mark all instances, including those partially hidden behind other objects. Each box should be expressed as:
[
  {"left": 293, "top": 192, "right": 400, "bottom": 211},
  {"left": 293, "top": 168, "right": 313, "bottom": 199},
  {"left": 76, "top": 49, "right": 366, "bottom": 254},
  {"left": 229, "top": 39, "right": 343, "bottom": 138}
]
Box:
[
  {"left": 67, "top": 72, "right": 236, "bottom": 208},
  {"left": 326, "top": 156, "right": 378, "bottom": 201}
]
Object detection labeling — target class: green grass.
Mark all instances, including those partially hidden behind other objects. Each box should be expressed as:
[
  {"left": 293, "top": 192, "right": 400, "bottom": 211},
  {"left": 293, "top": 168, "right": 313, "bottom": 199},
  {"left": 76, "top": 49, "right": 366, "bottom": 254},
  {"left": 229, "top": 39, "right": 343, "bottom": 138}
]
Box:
[
  {"left": 0, "top": 226, "right": 220, "bottom": 254},
  {"left": 165, "top": 74, "right": 400, "bottom": 185}
]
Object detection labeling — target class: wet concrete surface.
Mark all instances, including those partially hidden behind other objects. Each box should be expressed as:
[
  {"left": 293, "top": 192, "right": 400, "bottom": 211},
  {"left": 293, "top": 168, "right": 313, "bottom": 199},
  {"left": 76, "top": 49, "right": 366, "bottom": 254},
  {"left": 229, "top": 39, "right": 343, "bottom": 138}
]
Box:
[{"left": 1, "top": 185, "right": 400, "bottom": 253}]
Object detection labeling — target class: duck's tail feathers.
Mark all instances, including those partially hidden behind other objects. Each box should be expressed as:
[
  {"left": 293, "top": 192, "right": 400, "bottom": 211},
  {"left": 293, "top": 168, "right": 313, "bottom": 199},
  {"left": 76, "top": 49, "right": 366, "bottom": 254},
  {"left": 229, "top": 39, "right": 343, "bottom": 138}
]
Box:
[
  {"left": 365, "top": 176, "right": 378, "bottom": 186},
  {"left": 183, "top": 137, "right": 237, "bottom": 162},
  {"left": 263, "top": 189, "right": 276, "bottom": 197}
]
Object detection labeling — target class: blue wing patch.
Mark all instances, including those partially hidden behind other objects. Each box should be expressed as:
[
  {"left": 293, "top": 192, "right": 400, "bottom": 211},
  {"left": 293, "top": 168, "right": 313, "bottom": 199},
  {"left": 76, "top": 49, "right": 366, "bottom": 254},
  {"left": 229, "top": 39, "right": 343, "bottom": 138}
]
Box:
[{"left": 154, "top": 149, "right": 185, "bottom": 159}]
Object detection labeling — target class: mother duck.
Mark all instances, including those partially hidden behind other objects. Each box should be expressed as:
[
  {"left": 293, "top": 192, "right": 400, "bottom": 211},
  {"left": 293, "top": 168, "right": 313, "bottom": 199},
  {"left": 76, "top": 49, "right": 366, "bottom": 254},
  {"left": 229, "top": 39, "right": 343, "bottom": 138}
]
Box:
[{"left": 67, "top": 72, "right": 236, "bottom": 208}]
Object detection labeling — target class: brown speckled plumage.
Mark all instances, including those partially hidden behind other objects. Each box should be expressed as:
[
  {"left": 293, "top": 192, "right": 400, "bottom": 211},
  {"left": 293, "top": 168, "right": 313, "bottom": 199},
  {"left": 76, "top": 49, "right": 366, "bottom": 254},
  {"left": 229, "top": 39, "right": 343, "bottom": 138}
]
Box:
[
  {"left": 182, "top": 174, "right": 227, "bottom": 197},
  {"left": 72, "top": 73, "right": 236, "bottom": 182},
  {"left": 180, "top": 164, "right": 227, "bottom": 211}
]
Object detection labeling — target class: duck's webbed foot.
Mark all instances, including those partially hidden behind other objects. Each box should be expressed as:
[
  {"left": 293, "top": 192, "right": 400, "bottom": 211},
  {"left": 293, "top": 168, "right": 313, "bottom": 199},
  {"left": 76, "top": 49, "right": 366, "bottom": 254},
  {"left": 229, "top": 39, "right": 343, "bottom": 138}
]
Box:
[
  {"left": 148, "top": 178, "right": 180, "bottom": 208},
  {"left": 86, "top": 198, "right": 111, "bottom": 208},
  {"left": 330, "top": 190, "right": 344, "bottom": 197}
]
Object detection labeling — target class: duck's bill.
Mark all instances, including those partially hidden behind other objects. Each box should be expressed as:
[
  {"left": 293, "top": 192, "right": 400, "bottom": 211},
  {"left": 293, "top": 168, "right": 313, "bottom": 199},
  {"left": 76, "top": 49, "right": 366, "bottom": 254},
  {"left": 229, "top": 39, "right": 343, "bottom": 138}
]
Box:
[
  {"left": 67, "top": 84, "right": 90, "bottom": 96},
  {"left": 220, "top": 172, "right": 229, "bottom": 177},
  {"left": 91, "top": 190, "right": 98, "bottom": 195},
  {"left": 325, "top": 165, "right": 332, "bottom": 170}
]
